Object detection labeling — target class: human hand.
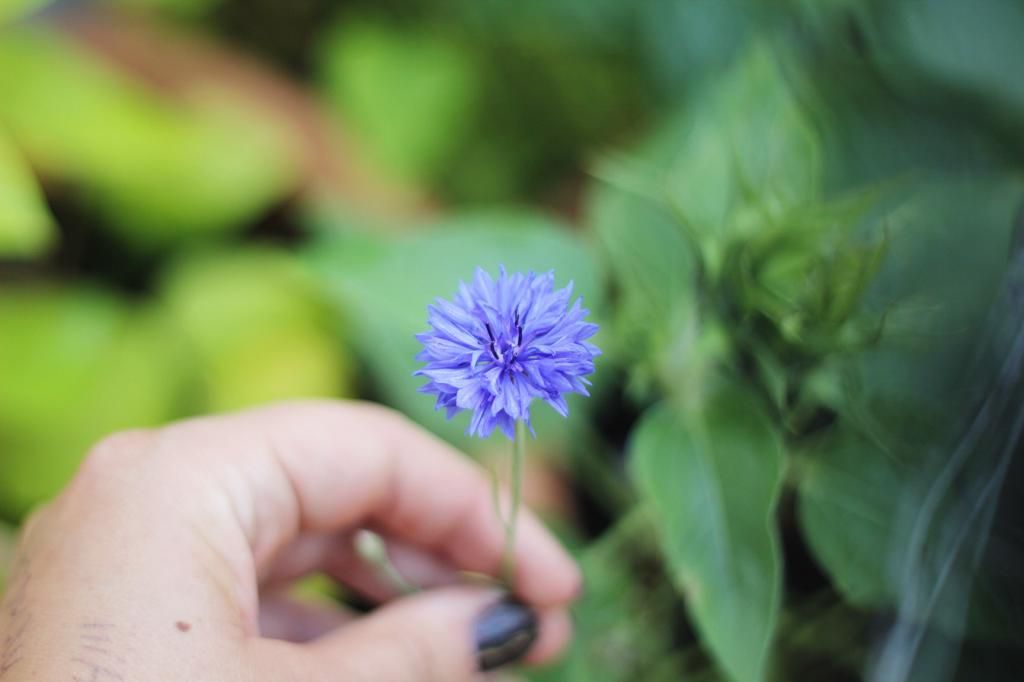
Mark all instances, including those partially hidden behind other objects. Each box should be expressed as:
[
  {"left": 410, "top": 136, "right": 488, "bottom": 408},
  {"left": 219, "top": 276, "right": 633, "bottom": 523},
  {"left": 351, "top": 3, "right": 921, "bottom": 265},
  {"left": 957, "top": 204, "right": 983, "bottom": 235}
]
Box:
[{"left": 0, "top": 401, "right": 581, "bottom": 681}]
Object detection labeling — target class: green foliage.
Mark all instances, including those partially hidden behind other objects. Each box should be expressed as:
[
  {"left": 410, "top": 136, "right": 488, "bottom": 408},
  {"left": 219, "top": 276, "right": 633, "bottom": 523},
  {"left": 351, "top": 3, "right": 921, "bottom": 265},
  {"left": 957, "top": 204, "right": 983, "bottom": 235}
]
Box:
[
  {"left": 589, "top": 154, "right": 698, "bottom": 398},
  {"left": 0, "top": 287, "right": 189, "bottom": 518},
  {"left": 0, "top": 0, "right": 51, "bottom": 25},
  {"left": 587, "top": 41, "right": 896, "bottom": 681},
  {"left": 867, "top": 0, "right": 1024, "bottom": 132},
  {"left": 0, "top": 132, "right": 55, "bottom": 258},
  {"left": 0, "top": 28, "right": 297, "bottom": 250},
  {"left": 533, "top": 511, "right": 691, "bottom": 682},
  {"left": 160, "top": 248, "right": 356, "bottom": 412},
  {"left": 111, "top": 0, "right": 223, "bottom": 19},
  {"left": 589, "top": 42, "right": 848, "bottom": 407},
  {"left": 678, "top": 46, "right": 820, "bottom": 249},
  {"left": 317, "top": 21, "right": 483, "bottom": 185},
  {"left": 631, "top": 390, "right": 784, "bottom": 682},
  {"left": 798, "top": 424, "right": 902, "bottom": 607},
  {"left": 2, "top": 1, "right": 1024, "bottom": 679},
  {"left": 594, "top": 43, "right": 821, "bottom": 266},
  {"left": 798, "top": 177, "right": 1024, "bottom": 637}
]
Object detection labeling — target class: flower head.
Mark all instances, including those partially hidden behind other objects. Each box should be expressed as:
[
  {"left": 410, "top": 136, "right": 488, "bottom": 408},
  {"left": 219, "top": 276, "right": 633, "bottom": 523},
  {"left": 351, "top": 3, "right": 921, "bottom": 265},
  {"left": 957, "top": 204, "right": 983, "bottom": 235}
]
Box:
[{"left": 415, "top": 267, "right": 600, "bottom": 439}]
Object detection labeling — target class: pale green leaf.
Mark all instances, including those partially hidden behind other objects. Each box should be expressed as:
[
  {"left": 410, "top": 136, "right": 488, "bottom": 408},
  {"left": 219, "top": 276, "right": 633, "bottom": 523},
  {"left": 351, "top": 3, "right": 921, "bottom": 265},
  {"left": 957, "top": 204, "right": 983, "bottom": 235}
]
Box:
[
  {"left": 0, "top": 0, "right": 51, "bottom": 25},
  {"left": 0, "top": 287, "right": 191, "bottom": 518},
  {"left": 0, "top": 132, "right": 54, "bottom": 258},
  {"left": 317, "top": 21, "right": 482, "bottom": 183},
  {"left": 159, "top": 248, "right": 356, "bottom": 412},
  {"left": 0, "top": 28, "right": 297, "bottom": 249}
]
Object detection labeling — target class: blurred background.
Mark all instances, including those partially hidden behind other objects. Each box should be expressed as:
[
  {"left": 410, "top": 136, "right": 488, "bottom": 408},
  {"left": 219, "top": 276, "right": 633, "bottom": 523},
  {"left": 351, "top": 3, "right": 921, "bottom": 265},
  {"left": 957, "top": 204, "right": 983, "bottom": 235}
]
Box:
[{"left": 1, "top": 0, "right": 1023, "bottom": 680}]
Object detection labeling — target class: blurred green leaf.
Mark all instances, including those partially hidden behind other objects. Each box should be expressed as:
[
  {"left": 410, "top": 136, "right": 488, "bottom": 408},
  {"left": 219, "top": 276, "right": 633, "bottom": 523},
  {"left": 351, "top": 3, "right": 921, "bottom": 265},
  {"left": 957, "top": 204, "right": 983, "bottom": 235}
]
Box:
[
  {"left": 317, "top": 21, "right": 483, "bottom": 184},
  {"left": 721, "top": 194, "right": 888, "bottom": 360},
  {"left": 601, "top": 43, "right": 820, "bottom": 264},
  {"left": 450, "top": 0, "right": 747, "bottom": 101},
  {"left": 0, "top": 287, "right": 190, "bottom": 519},
  {"left": 111, "top": 0, "right": 223, "bottom": 19},
  {"left": 588, "top": 154, "right": 698, "bottom": 398},
  {"left": 847, "top": 177, "right": 1022, "bottom": 425},
  {"left": 589, "top": 43, "right": 822, "bottom": 397},
  {"left": 531, "top": 510, "right": 690, "bottom": 682},
  {"left": 630, "top": 386, "right": 784, "bottom": 682},
  {"left": 306, "top": 209, "right": 603, "bottom": 451},
  {"left": 0, "top": 28, "right": 297, "bottom": 250},
  {"left": 160, "top": 247, "right": 356, "bottom": 412},
  {"left": 0, "top": 0, "right": 51, "bottom": 25},
  {"left": 0, "top": 131, "right": 54, "bottom": 258},
  {"left": 869, "top": 0, "right": 1024, "bottom": 128},
  {"left": 768, "top": 593, "right": 871, "bottom": 681},
  {"left": 799, "top": 177, "right": 1024, "bottom": 639},
  {"left": 797, "top": 425, "right": 902, "bottom": 607}
]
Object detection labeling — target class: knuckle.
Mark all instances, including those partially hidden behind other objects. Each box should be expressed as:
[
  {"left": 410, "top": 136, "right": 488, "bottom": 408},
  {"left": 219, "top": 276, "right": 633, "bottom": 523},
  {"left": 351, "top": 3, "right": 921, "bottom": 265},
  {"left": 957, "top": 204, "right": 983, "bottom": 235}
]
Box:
[
  {"left": 78, "top": 428, "right": 153, "bottom": 478},
  {"left": 351, "top": 400, "right": 405, "bottom": 430}
]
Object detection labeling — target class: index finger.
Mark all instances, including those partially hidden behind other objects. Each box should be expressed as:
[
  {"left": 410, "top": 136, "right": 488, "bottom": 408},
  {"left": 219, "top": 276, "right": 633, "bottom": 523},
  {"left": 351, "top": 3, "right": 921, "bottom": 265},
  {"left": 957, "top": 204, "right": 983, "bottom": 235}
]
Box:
[{"left": 161, "top": 400, "right": 581, "bottom": 609}]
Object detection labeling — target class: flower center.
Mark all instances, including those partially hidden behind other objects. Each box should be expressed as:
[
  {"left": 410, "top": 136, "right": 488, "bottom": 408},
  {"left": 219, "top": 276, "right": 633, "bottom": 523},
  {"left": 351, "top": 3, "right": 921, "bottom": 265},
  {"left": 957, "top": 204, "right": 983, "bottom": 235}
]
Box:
[{"left": 484, "top": 310, "right": 525, "bottom": 367}]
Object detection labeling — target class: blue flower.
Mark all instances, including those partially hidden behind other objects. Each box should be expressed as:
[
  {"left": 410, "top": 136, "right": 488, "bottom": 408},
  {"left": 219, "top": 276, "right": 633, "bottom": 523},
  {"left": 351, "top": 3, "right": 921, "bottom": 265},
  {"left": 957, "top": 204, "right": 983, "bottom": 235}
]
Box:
[{"left": 415, "top": 267, "right": 600, "bottom": 439}]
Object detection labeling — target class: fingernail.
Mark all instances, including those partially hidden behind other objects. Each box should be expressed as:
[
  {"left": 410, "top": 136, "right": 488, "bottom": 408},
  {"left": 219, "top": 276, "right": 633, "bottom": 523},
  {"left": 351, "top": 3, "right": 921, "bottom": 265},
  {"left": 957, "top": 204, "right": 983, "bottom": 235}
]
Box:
[{"left": 473, "top": 598, "right": 538, "bottom": 671}]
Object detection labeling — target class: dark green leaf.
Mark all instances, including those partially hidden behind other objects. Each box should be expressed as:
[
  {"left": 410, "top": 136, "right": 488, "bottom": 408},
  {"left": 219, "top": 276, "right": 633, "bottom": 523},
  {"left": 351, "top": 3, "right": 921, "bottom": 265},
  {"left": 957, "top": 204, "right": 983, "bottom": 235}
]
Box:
[
  {"left": 630, "top": 386, "right": 784, "bottom": 682},
  {"left": 797, "top": 425, "right": 903, "bottom": 607},
  {"left": 799, "top": 177, "right": 1024, "bottom": 645},
  {"left": 870, "top": 0, "right": 1024, "bottom": 129},
  {"left": 530, "top": 510, "right": 690, "bottom": 682}
]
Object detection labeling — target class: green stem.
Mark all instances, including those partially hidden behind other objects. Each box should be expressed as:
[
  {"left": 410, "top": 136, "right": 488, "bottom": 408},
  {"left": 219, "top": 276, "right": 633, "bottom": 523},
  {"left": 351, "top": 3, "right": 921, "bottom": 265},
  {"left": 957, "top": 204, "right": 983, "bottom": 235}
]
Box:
[
  {"left": 355, "top": 529, "right": 417, "bottom": 595},
  {"left": 501, "top": 419, "right": 527, "bottom": 586}
]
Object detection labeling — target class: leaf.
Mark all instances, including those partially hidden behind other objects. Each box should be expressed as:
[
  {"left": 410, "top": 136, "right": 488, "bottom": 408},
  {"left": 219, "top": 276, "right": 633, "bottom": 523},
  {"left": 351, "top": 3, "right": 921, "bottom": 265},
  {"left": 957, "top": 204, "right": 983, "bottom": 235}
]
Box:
[
  {"left": 588, "top": 155, "right": 697, "bottom": 398},
  {"left": 305, "top": 209, "right": 604, "bottom": 450},
  {"left": 629, "top": 386, "right": 784, "bottom": 682},
  {"left": 0, "top": 28, "right": 297, "bottom": 249},
  {"left": 797, "top": 425, "right": 903, "bottom": 607},
  {"left": 587, "top": 43, "right": 820, "bottom": 395},
  {"left": 317, "top": 21, "right": 483, "bottom": 183},
  {"left": 0, "top": 0, "right": 52, "bottom": 25},
  {"left": 591, "top": 41, "right": 820, "bottom": 246},
  {"left": 159, "top": 247, "right": 356, "bottom": 412},
  {"left": 530, "top": 510, "right": 690, "bottom": 682},
  {"left": 870, "top": 0, "right": 1024, "bottom": 126},
  {"left": 798, "top": 177, "right": 1024, "bottom": 645},
  {"left": 0, "top": 131, "right": 54, "bottom": 258},
  {"left": 848, "top": 177, "right": 1023, "bottom": 427},
  {"left": 652, "top": 43, "right": 820, "bottom": 251},
  {"left": 0, "top": 286, "right": 191, "bottom": 519}
]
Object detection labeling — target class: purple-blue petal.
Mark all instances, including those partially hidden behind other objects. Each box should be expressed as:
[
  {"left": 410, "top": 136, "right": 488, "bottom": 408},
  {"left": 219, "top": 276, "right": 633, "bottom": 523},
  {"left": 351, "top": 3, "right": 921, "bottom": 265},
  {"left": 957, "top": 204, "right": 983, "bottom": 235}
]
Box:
[{"left": 414, "top": 267, "right": 600, "bottom": 439}]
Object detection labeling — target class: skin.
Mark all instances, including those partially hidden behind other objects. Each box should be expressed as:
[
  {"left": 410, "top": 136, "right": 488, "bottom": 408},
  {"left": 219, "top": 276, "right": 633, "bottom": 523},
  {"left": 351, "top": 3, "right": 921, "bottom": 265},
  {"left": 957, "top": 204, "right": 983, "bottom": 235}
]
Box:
[{"left": 0, "top": 401, "right": 581, "bottom": 681}]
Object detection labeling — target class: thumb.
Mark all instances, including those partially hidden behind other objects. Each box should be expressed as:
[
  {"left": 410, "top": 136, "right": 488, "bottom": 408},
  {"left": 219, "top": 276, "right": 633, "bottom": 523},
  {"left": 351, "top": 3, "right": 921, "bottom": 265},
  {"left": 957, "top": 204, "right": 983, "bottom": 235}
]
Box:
[{"left": 254, "top": 587, "right": 540, "bottom": 682}]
